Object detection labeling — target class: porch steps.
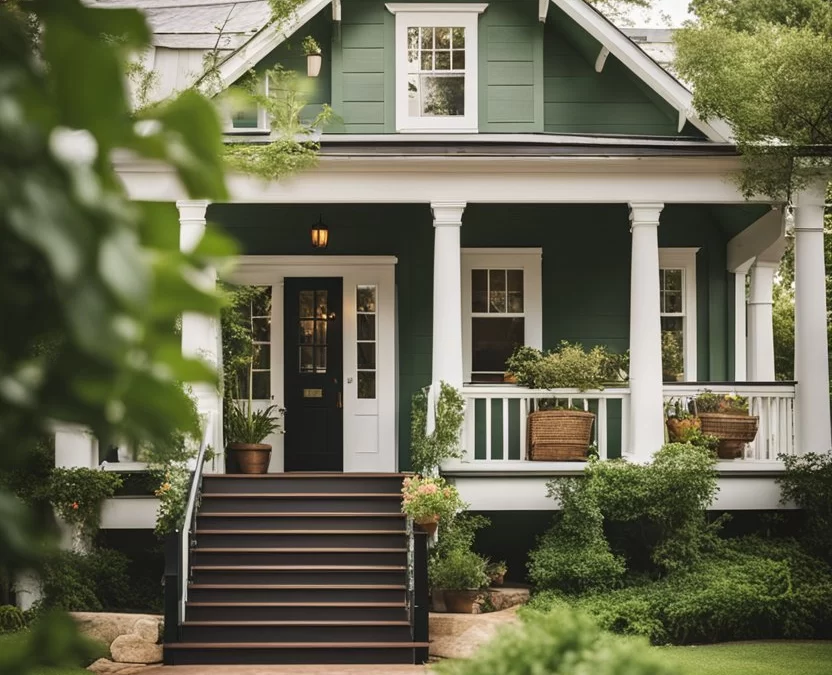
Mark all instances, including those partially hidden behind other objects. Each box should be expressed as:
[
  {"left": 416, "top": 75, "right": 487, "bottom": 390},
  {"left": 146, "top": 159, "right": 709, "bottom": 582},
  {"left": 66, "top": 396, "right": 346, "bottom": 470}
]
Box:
[{"left": 165, "top": 473, "right": 427, "bottom": 665}]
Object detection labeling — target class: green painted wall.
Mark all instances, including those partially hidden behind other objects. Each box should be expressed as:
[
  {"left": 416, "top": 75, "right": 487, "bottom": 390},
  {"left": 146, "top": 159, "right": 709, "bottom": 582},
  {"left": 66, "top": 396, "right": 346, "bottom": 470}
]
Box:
[
  {"left": 250, "top": 0, "right": 699, "bottom": 136},
  {"left": 208, "top": 202, "right": 744, "bottom": 468}
]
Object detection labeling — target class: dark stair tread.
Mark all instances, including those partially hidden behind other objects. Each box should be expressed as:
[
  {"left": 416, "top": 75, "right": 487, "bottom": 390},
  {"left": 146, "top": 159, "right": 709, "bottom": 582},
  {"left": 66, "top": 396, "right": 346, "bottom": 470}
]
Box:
[
  {"left": 182, "top": 622, "right": 411, "bottom": 628},
  {"left": 186, "top": 602, "right": 406, "bottom": 607},
  {"left": 209, "top": 473, "right": 411, "bottom": 478},
  {"left": 195, "top": 529, "right": 405, "bottom": 535},
  {"left": 188, "top": 584, "right": 407, "bottom": 590},
  {"left": 201, "top": 493, "right": 401, "bottom": 498},
  {"left": 195, "top": 548, "right": 408, "bottom": 553},
  {"left": 191, "top": 565, "right": 406, "bottom": 571},
  {"left": 166, "top": 642, "right": 429, "bottom": 649},
  {"left": 198, "top": 512, "right": 406, "bottom": 517}
]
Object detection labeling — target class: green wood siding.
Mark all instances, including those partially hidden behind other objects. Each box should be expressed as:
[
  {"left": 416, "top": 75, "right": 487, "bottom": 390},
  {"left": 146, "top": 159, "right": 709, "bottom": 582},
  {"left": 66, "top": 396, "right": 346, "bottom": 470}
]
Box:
[{"left": 208, "top": 202, "right": 750, "bottom": 468}]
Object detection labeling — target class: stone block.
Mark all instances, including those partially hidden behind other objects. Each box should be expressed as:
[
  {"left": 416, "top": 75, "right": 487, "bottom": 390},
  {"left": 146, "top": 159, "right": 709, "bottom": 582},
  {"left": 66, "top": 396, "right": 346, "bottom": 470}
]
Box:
[{"left": 110, "top": 634, "right": 163, "bottom": 664}]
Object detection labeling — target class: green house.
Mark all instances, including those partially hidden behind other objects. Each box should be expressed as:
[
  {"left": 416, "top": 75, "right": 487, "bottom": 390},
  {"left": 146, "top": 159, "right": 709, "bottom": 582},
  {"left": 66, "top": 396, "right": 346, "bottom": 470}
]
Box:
[{"left": 52, "top": 0, "right": 831, "bottom": 664}]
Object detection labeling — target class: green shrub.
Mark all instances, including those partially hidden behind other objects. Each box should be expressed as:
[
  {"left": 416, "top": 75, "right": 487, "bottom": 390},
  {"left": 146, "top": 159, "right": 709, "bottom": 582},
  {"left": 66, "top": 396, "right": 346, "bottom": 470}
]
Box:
[
  {"left": 506, "top": 342, "right": 620, "bottom": 391},
  {"left": 533, "top": 537, "right": 832, "bottom": 645},
  {"left": 528, "top": 479, "right": 625, "bottom": 593},
  {"left": 429, "top": 548, "right": 489, "bottom": 591},
  {"left": 48, "top": 468, "right": 123, "bottom": 537},
  {"left": 410, "top": 382, "right": 465, "bottom": 474},
  {"left": 435, "top": 606, "right": 682, "bottom": 675},
  {"left": 38, "top": 548, "right": 135, "bottom": 612},
  {"left": 778, "top": 452, "right": 832, "bottom": 561},
  {"left": 0, "top": 605, "right": 25, "bottom": 633}
]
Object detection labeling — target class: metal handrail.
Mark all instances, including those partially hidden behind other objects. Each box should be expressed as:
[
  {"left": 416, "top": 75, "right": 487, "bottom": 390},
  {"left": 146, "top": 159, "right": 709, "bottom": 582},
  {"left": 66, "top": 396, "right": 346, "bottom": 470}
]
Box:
[{"left": 178, "top": 411, "right": 214, "bottom": 626}]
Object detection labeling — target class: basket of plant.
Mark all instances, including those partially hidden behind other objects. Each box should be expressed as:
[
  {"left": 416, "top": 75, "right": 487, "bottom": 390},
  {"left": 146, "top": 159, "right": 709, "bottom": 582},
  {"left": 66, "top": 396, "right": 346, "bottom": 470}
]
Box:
[
  {"left": 691, "top": 391, "right": 758, "bottom": 460},
  {"left": 401, "top": 475, "right": 464, "bottom": 535},
  {"left": 506, "top": 343, "right": 626, "bottom": 461},
  {"left": 665, "top": 398, "right": 702, "bottom": 442}
]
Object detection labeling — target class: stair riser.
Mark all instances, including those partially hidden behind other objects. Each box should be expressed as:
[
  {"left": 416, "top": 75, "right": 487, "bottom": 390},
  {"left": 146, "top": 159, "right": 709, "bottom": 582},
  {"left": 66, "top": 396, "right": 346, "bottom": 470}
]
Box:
[
  {"left": 186, "top": 605, "right": 408, "bottom": 622},
  {"left": 187, "top": 588, "right": 407, "bottom": 604},
  {"left": 202, "top": 476, "right": 405, "bottom": 495},
  {"left": 166, "top": 647, "right": 416, "bottom": 666},
  {"left": 192, "top": 551, "right": 407, "bottom": 567},
  {"left": 195, "top": 533, "right": 407, "bottom": 549},
  {"left": 199, "top": 497, "right": 401, "bottom": 514},
  {"left": 180, "top": 624, "right": 413, "bottom": 643},
  {"left": 191, "top": 570, "right": 407, "bottom": 586},
  {"left": 196, "top": 515, "right": 406, "bottom": 531}
]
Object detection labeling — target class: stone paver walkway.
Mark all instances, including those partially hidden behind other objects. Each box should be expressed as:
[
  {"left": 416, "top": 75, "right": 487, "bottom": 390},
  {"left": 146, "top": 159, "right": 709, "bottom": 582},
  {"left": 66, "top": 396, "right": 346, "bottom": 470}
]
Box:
[{"left": 140, "top": 666, "right": 431, "bottom": 674}]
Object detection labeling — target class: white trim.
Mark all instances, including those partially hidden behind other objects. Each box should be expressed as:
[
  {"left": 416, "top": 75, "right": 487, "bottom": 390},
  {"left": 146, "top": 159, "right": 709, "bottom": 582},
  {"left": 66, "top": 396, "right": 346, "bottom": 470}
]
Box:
[
  {"left": 659, "top": 248, "right": 699, "bottom": 381},
  {"left": 539, "top": 0, "right": 550, "bottom": 22},
  {"left": 549, "top": 0, "right": 733, "bottom": 142},
  {"left": 206, "top": 0, "right": 333, "bottom": 94},
  {"left": 389, "top": 6, "right": 486, "bottom": 133},
  {"left": 594, "top": 47, "right": 610, "bottom": 73},
  {"left": 224, "top": 256, "right": 398, "bottom": 473},
  {"left": 461, "top": 249, "right": 543, "bottom": 383}
]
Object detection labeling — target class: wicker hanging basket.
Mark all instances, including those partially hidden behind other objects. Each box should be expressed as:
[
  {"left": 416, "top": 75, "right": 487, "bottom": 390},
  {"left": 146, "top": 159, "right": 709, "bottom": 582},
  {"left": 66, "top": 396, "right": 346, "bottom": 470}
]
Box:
[
  {"left": 698, "top": 413, "right": 759, "bottom": 459},
  {"left": 527, "top": 410, "right": 595, "bottom": 461}
]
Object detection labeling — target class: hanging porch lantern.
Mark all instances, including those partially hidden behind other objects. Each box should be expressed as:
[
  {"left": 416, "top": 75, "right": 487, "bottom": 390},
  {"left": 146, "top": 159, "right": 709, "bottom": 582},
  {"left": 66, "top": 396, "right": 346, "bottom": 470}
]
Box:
[{"left": 311, "top": 216, "right": 329, "bottom": 249}]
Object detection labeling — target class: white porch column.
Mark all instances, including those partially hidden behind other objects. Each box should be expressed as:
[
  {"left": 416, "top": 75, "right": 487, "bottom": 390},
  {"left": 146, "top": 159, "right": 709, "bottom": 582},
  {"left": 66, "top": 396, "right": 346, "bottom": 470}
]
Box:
[
  {"left": 177, "top": 200, "right": 223, "bottom": 470},
  {"left": 747, "top": 260, "right": 777, "bottom": 381},
  {"left": 628, "top": 203, "right": 665, "bottom": 461},
  {"left": 733, "top": 262, "right": 751, "bottom": 381},
  {"left": 793, "top": 183, "right": 832, "bottom": 453},
  {"left": 431, "top": 202, "right": 466, "bottom": 389}
]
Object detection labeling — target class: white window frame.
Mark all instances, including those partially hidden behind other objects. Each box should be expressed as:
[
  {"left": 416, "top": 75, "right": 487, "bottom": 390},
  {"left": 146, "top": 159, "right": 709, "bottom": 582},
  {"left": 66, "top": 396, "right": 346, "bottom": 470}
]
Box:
[
  {"left": 659, "top": 248, "right": 699, "bottom": 381},
  {"left": 386, "top": 3, "right": 488, "bottom": 133},
  {"left": 221, "top": 79, "right": 270, "bottom": 134},
  {"left": 461, "top": 248, "right": 542, "bottom": 383}
]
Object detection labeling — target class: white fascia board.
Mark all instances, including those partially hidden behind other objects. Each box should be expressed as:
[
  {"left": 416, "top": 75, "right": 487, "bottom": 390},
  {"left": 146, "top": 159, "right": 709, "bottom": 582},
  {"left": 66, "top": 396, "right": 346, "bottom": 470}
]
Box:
[
  {"left": 207, "top": 0, "right": 332, "bottom": 93},
  {"left": 549, "top": 0, "right": 733, "bottom": 143}
]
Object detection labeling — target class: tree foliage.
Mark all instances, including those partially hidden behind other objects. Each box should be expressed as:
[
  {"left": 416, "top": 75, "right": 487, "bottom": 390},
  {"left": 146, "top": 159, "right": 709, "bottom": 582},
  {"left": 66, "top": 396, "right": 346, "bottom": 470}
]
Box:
[
  {"left": 676, "top": 0, "right": 832, "bottom": 198},
  {"left": 0, "top": 0, "right": 231, "bottom": 671}
]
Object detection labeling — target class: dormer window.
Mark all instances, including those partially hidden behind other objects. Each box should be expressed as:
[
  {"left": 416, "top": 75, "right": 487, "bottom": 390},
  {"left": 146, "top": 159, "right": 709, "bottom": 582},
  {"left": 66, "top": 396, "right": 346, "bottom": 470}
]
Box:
[{"left": 387, "top": 4, "right": 487, "bottom": 132}]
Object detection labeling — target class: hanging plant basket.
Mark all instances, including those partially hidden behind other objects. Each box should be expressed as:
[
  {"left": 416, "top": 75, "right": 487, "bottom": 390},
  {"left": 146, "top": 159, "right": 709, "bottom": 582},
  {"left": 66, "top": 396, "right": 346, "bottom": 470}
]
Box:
[
  {"left": 527, "top": 410, "right": 595, "bottom": 461},
  {"left": 415, "top": 516, "right": 439, "bottom": 536},
  {"left": 307, "top": 53, "right": 322, "bottom": 77},
  {"left": 666, "top": 416, "right": 701, "bottom": 442},
  {"left": 697, "top": 413, "right": 759, "bottom": 459}
]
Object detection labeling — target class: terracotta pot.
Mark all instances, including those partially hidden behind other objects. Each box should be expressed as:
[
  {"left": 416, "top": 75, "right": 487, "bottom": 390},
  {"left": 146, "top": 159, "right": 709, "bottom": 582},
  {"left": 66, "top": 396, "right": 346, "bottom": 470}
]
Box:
[
  {"left": 307, "top": 53, "right": 322, "bottom": 77},
  {"left": 415, "top": 517, "right": 438, "bottom": 536},
  {"left": 666, "top": 416, "right": 701, "bottom": 442},
  {"left": 228, "top": 443, "right": 271, "bottom": 474},
  {"left": 442, "top": 590, "right": 481, "bottom": 613}
]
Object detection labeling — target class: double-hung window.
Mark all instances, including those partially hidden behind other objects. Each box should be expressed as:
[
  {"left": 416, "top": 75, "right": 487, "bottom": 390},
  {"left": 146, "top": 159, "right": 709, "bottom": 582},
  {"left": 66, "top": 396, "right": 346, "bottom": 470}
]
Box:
[
  {"left": 462, "top": 249, "right": 542, "bottom": 383},
  {"left": 659, "top": 249, "right": 698, "bottom": 382},
  {"left": 387, "top": 4, "right": 487, "bottom": 132}
]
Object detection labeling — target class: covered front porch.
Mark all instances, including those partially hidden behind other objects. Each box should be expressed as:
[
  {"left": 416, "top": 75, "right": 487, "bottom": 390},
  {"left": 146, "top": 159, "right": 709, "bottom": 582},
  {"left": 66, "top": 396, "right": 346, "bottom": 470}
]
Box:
[{"left": 116, "top": 147, "right": 832, "bottom": 512}]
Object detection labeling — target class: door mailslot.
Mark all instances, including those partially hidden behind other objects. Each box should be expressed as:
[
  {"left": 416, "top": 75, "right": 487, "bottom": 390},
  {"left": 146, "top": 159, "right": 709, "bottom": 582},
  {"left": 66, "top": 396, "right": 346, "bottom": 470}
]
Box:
[{"left": 303, "top": 388, "right": 323, "bottom": 398}]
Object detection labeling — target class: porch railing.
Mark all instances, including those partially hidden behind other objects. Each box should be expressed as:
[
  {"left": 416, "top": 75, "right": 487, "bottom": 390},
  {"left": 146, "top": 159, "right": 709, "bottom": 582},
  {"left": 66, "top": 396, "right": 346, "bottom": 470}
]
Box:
[
  {"left": 663, "top": 383, "right": 797, "bottom": 460},
  {"left": 458, "top": 386, "right": 631, "bottom": 462}
]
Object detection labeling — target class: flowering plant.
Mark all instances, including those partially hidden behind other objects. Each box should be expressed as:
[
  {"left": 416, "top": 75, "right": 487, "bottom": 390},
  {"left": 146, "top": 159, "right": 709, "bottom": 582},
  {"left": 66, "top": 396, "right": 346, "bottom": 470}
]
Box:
[
  {"left": 692, "top": 391, "right": 749, "bottom": 414},
  {"left": 48, "top": 468, "right": 123, "bottom": 537},
  {"left": 154, "top": 464, "right": 191, "bottom": 537},
  {"left": 401, "top": 475, "right": 465, "bottom": 524}
]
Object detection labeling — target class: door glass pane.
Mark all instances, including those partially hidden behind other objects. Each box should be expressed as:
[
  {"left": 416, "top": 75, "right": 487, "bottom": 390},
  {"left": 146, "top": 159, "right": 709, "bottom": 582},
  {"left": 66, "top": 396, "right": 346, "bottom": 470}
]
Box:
[
  {"left": 299, "top": 290, "right": 315, "bottom": 318},
  {"left": 315, "top": 290, "right": 328, "bottom": 318},
  {"left": 300, "top": 346, "right": 314, "bottom": 372},
  {"left": 357, "top": 313, "right": 376, "bottom": 341},
  {"left": 315, "top": 346, "right": 327, "bottom": 373},
  {"left": 357, "top": 342, "right": 376, "bottom": 370},
  {"left": 299, "top": 320, "right": 314, "bottom": 344},
  {"left": 358, "top": 371, "right": 376, "bottom": 399},
  {"left": 251, "top": 371, "right": 270, "bottom": 399},
  {"left": 357, "top": 287, "right": 376, "bottom": 312},
  {"left": 253, "top": 344, "right": 270, "bottom": 369},
  {"left": 315, "top": 319, "right": 327, "bottom": 345},
  {"left": 252, "top": 317, "right": 270, "bottom": 341}
]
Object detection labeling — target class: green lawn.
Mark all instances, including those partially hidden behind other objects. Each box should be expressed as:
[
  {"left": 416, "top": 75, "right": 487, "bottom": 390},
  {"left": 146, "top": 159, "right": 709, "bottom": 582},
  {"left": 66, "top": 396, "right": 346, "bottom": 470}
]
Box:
[{"left": 660, "top": 642, "right": 832, "bottom": 675}]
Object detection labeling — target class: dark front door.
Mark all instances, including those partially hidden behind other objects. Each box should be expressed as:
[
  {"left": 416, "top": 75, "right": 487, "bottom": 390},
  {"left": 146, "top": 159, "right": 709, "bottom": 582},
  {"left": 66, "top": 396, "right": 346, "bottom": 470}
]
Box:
[{"left": 284, "top": 278, "right": 344, "bottom": 471}]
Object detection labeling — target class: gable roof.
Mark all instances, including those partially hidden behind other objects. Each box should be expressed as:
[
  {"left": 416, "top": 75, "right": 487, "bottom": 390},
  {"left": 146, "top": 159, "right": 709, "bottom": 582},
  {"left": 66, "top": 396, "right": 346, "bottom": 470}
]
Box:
[{"left": 106, "top": 0, "right": 732, "bottom": 142}]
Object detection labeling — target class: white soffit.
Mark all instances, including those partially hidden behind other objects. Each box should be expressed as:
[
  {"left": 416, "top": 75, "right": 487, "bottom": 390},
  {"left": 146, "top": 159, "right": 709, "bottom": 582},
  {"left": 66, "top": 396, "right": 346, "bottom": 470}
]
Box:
[{"left": 549, "top": 0, "right": 734, "bottom": 143}]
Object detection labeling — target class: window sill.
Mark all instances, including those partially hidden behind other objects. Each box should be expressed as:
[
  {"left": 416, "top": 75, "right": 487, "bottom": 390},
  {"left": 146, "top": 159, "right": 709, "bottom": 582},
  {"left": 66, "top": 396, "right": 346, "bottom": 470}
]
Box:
[{"left": 396, "top": 127, "right": 479, "bottom": 134}]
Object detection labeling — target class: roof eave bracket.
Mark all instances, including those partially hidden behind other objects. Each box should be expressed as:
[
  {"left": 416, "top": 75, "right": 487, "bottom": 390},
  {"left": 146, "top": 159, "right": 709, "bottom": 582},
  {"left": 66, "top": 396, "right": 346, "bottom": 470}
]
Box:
[
  {"left": 594, "top": 47, "right": 610, "bottom": 73},
  {"left": 539, "top": 0, "right": 550, "bottom": 23}
]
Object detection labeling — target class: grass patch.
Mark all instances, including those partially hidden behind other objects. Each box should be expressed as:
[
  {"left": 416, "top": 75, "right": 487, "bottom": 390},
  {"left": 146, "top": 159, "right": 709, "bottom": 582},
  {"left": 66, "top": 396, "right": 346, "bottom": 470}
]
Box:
[{"left": 660, "top": 641, "right": 832, "bottom": 675}]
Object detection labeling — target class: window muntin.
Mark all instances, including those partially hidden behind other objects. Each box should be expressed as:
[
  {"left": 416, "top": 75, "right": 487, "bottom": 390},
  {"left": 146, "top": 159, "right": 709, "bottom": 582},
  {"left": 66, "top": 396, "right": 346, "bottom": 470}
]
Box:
[{"left": 356, "top": 286, "right": 377, "bottom": 399}]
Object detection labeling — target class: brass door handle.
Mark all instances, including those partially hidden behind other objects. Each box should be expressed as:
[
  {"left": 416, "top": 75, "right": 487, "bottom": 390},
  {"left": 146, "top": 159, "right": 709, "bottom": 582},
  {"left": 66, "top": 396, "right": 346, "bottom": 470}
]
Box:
[{"left": 336, "top": 391, "right": 342, "bottom": 408}]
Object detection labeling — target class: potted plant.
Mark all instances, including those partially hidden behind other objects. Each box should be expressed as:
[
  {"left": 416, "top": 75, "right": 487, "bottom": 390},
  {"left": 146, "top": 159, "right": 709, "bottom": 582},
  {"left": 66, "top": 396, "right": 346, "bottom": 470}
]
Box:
[
  {"left": 401, "top": 475, "right": 464, "bottom": 535},
  {"left": 690, "top": 391, "right": 758, "bottom": 459},
  {"left": 429, "top": 548, "right": 489, "bottom": 613},
  {"left": 506, "top": 342, "right": 625, "bottom": 461},
  {"left": 226, "top": 400, "right": 283, "bottom": 474},
  {"left": 486, "top": 560, "right": 508, "bottom": 586},
  {"left": 665, "top": 398, "right": 702, "bottom": 442},
  {"left": 302, "top": 36, "right": 322, "bottom": 77}
]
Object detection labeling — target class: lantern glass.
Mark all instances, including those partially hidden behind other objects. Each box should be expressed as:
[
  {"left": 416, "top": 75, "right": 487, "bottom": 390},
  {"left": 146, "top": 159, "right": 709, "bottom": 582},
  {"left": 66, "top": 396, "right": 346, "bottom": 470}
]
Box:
[{"left": 311, "top": 223, "right": 329, "bottom": 248}]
